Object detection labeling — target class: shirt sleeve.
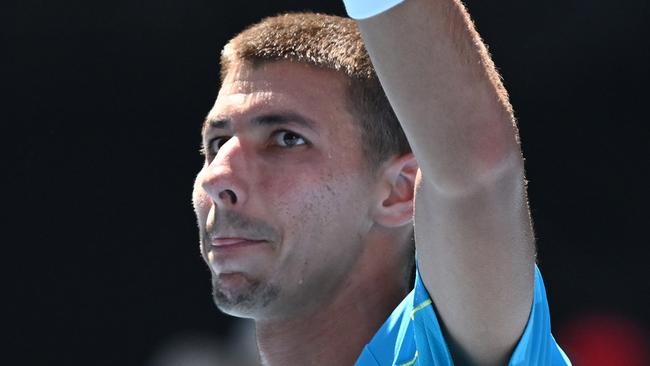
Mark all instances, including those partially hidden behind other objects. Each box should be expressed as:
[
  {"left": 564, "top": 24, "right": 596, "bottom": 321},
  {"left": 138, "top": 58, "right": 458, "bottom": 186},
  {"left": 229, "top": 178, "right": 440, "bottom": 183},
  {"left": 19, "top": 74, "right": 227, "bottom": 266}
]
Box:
[
  {"left": 507, "top": 266, "right": 572, "bottom": 365},
  {"left": 411, "top": 265, "right": 572, "bottom": 366}
]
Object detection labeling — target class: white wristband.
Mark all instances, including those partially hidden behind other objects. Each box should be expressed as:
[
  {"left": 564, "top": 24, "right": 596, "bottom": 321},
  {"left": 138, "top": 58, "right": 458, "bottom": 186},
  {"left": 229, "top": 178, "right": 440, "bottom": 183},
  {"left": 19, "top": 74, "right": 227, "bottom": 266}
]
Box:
[{"left": 342, "top": 0, "right": 405, "bottom": 20}]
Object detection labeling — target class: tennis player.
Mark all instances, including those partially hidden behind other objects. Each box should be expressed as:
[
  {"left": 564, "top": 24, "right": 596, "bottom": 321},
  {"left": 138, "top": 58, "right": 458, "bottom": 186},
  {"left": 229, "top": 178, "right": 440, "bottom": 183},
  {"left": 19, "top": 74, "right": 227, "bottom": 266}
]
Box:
[{"left": 192, "top": 1, "right": 571, "bottom": 364}]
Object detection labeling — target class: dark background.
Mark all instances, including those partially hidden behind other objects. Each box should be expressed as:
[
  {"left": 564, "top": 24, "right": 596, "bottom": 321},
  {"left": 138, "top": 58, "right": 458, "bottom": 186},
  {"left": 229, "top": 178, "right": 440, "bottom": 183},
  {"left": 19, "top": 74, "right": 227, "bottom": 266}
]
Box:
[{"left": 5, "top": 0, "right": 649, "bottom": 365}]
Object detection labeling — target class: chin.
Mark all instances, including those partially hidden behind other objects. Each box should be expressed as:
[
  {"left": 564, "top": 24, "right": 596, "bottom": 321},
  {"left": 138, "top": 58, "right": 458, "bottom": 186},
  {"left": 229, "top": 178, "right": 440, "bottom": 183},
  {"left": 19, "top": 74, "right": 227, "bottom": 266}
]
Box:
[{"left": 211, "top": 273, "right": 280, "bottom": 319}]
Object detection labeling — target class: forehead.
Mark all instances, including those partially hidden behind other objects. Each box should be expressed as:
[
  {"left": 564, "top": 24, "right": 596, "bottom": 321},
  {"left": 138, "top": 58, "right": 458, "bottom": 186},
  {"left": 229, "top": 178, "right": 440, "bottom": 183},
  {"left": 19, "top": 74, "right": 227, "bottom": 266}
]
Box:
[{"left": 207, "top": 61, "right": 355, "bottom": 132}]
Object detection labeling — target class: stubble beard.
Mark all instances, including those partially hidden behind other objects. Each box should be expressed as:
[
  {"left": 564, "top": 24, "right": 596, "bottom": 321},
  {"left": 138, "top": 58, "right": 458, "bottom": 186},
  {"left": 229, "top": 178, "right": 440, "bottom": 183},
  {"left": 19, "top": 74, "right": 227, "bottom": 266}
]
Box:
[
  {"left": 199, "top": 210, "right": 282, "bottom": 317},
  {"left": 210, "top": 271, "right": 281, "bottom": 318}
]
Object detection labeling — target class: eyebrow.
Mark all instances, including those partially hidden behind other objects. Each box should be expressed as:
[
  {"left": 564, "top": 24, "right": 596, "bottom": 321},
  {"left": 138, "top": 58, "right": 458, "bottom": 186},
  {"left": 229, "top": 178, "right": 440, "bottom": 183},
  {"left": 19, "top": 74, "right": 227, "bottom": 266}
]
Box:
[{"left": 203, "top": 112, "right": 318, "bottom": 135}]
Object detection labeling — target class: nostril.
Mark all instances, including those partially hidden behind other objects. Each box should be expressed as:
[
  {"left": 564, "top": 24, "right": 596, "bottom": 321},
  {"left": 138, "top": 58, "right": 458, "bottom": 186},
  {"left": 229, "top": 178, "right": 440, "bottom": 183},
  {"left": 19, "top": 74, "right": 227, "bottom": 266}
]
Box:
[{"left": 219, "top": 189, "right": 237, "bottom": 204}]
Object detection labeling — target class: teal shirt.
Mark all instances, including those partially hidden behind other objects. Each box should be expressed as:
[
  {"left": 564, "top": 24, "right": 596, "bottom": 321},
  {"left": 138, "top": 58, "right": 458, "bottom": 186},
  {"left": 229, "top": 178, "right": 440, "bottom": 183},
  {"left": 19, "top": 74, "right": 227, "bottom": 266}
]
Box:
[{"left": 355, "top": 266, "right": 571, "bottom": 365}]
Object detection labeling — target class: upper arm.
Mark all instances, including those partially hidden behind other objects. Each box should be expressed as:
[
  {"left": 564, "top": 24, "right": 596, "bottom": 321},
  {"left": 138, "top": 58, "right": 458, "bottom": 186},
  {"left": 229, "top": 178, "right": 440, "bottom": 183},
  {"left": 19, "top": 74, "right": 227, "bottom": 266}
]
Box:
[{"left": 414, "top": 163, "right": 535, "bottom": 365}]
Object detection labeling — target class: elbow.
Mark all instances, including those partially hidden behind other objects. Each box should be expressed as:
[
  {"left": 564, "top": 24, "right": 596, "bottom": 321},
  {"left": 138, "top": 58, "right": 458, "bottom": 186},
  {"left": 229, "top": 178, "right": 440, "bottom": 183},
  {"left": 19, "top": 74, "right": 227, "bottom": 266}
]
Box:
[{"left": 424, "top": 149, "right": 525, "bottom": 198}]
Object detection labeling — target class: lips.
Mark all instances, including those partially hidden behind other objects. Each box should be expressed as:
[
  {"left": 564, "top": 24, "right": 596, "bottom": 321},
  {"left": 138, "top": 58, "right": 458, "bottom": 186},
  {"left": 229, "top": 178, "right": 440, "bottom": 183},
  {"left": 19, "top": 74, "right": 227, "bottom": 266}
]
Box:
[{"left": 210, "top": 237, "right": 267, "bottom": 249}]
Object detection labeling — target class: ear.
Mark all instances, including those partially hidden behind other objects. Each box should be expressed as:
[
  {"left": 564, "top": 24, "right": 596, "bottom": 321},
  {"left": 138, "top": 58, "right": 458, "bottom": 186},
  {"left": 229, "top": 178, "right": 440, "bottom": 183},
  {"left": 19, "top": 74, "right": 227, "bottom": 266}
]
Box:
[{"left": 371, "top": 153, "right": 418, "bottom": 228}]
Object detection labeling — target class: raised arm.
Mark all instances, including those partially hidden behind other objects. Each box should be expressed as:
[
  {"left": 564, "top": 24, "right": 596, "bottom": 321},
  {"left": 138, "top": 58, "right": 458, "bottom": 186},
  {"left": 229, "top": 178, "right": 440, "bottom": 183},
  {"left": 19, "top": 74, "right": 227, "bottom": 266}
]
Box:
[{"left": 355, "top": 1, "right": 536, "bottom": 364}]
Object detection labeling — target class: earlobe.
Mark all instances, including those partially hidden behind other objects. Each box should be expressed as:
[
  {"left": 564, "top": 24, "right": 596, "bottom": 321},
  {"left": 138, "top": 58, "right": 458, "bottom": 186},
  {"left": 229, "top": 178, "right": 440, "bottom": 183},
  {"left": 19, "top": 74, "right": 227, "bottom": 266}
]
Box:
[{"left": 372, "top": 153, "right": 418, "bottom": 228}]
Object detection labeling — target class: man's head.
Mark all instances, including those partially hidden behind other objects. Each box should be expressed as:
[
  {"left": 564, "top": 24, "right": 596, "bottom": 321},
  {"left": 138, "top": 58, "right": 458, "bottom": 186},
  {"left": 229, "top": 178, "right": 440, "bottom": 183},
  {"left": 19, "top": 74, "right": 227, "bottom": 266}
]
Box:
[{"left": 192, "top": 13, "right": 416, "bottom": 320}]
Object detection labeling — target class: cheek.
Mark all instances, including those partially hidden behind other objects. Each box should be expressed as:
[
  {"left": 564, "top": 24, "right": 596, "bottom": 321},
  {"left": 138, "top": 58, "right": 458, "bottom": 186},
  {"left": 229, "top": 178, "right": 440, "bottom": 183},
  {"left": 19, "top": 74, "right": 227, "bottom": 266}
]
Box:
[
  {"left": 262, "top": 168, "right": 364, "bottom": 233},
  {"left": 258, "top": 165, "right": 330, "bottom": 199}
]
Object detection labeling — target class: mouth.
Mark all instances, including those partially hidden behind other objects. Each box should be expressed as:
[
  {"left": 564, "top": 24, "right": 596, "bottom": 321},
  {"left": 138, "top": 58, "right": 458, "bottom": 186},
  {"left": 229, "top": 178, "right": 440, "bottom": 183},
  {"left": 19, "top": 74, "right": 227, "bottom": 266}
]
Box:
[{"left": 209, "top": 237, "right": 268, "bottom": 250}]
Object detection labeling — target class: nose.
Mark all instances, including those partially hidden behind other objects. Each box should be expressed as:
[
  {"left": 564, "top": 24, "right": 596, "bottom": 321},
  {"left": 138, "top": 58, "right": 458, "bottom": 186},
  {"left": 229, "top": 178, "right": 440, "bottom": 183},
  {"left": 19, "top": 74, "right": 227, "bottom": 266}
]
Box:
[{"left": 200, "top": 137, "right": 249, "bottom": 208}]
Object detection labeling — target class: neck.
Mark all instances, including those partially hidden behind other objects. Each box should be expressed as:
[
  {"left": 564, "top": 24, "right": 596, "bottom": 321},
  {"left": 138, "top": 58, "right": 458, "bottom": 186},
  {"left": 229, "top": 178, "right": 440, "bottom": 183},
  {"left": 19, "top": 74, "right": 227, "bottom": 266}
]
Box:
[{"left": 255, "top": 234, "right": 409, "bottom": 366}]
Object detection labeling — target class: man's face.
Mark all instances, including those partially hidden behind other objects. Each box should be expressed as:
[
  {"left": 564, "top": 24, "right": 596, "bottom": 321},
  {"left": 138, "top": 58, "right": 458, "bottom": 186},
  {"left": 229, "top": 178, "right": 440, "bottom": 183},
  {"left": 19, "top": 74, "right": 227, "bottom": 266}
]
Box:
[{"left": 192, "top": 61, "right": 378, "bottom": 319}]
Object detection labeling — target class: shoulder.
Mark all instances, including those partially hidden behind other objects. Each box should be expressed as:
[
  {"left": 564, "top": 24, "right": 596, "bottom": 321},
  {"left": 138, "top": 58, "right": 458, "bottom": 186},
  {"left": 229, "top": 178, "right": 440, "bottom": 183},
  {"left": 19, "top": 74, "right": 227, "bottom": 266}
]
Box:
[
  {"left": 357, "top": 269, "right": 453, "bottom": 366},
  {"left": 356, "top": 287, "right": 417, "bottom": 365},
  {"left": 357, "top": 265, "right": 572, "bottom": 366}
]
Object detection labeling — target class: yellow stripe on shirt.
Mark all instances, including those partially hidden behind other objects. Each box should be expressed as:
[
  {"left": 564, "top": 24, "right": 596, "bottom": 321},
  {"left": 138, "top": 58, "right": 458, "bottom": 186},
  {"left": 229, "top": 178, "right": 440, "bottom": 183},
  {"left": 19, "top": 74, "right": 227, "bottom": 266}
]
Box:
[
  {"left": 410, "top": 299, "right": 432, "bottom": 320},
  {"left": 399, "top": 350, "right": 418, "bottom": 366}
]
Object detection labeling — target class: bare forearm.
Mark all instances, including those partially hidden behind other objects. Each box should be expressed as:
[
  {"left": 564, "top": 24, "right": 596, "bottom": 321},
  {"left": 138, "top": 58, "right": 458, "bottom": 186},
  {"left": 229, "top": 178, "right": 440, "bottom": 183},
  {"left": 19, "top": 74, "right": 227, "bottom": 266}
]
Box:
[{"left": 358, "top": 0, "right": 522, "bottom": 195}]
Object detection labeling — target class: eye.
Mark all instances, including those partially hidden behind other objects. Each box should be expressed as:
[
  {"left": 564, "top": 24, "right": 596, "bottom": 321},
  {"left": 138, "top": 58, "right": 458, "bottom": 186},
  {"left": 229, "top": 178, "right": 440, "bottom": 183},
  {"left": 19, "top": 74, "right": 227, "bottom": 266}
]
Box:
[
  {"left": 272, "top": 130, "right": 307, "bottom": 148},
  {"left": 206, "top": 136, "right": 231, "bottom": 156}
]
